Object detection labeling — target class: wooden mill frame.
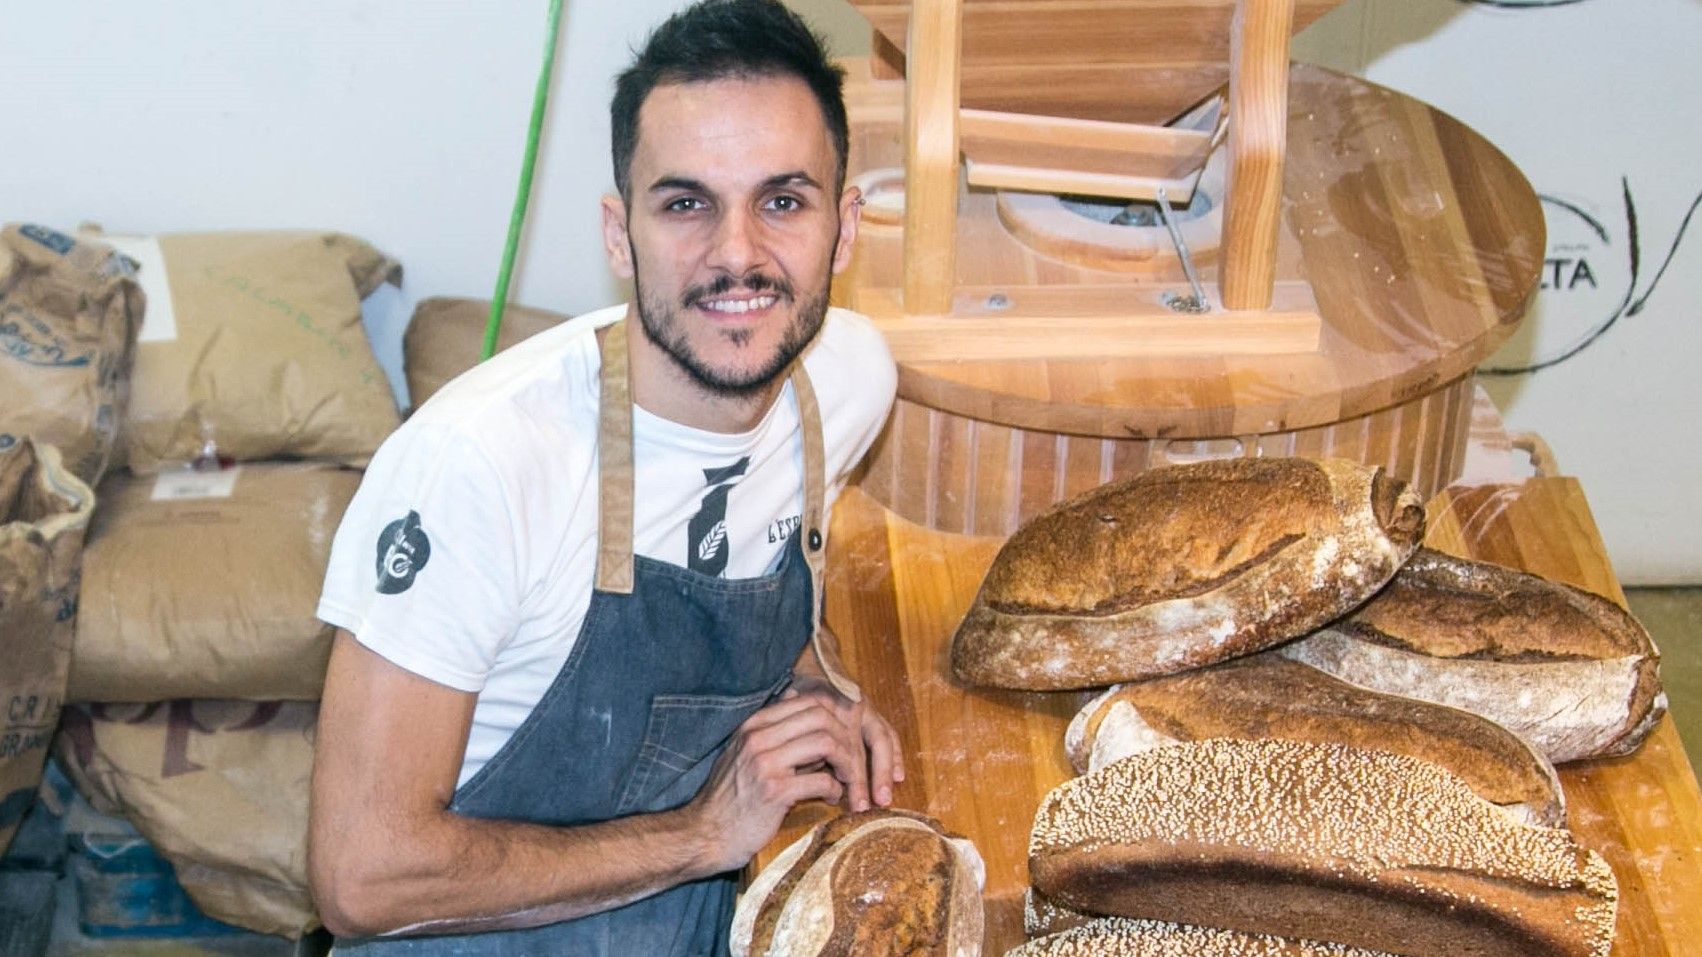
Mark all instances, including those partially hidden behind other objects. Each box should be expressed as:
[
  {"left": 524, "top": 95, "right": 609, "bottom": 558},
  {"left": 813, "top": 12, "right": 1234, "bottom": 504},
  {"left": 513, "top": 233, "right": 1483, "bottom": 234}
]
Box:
[{"left": 884, "top": 0, "right": 1315, "bottom": 357}]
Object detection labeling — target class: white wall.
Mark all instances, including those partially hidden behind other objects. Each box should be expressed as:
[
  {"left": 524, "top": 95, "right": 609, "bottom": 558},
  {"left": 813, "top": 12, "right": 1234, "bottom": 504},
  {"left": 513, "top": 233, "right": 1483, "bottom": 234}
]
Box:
[
  {"left": 0, "top": 0, "right": 698, "bottom": 408},
  {"left": 0, "top": 0, "right": 875, "bottom": 404}
]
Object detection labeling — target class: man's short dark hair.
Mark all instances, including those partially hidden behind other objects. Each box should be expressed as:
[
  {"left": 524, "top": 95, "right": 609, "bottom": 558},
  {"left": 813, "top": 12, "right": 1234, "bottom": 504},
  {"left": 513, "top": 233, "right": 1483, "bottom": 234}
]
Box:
[{"left": 611, "top": 0, "right": 848, "bottom": 202}]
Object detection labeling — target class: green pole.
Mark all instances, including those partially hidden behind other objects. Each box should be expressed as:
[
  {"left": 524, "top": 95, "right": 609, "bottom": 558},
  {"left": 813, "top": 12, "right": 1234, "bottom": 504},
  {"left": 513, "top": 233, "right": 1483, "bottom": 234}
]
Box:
[{"left": 482, "top": 0, "right": 565, "bottom": 362}]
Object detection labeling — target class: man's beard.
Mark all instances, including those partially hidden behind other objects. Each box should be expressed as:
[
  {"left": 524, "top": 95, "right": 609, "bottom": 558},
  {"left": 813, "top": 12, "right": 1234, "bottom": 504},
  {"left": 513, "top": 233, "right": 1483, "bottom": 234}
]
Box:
[{"left": 633, "top": 262, "right": 830, "bottom": 399}]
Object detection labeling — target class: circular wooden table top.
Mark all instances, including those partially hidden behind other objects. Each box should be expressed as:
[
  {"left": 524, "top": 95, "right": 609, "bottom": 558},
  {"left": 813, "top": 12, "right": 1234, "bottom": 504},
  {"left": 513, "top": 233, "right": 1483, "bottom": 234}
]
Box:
[{"left": 840, "top": 65, "right": 1544, "bottom": 439}]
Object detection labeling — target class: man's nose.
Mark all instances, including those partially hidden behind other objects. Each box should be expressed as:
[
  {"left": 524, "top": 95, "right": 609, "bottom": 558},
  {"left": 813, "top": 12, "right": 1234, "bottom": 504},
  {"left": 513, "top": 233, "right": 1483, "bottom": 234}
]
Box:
[{"left": 706, "top": 208, "right": 768, "bottom": 275}]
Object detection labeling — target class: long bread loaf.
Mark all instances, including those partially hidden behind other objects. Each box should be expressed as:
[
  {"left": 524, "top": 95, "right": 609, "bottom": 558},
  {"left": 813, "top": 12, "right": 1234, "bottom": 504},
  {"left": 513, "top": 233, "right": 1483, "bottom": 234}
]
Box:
[
  {"left": 1281, "top": 547, "right": 1664, "bottom": 762},
  {"left": 952, "top": 458, "right": 1424, "bottom": 690},
  {"left": 1008, "top": 916, "right": 1405, "bottom": 956},
  {"left": 1063, "top": 655, "right": 1565, "bottom": 826},
  {"left": 731, "top": 809, "right": 985, "bottom": 957},
  {"left": 1028, "top": 739, "right": 1617, "bottom": 957}
]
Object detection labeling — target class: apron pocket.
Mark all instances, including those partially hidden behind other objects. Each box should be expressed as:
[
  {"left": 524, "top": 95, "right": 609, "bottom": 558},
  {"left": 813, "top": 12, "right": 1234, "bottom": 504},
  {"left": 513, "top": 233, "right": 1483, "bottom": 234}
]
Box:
[{"left": 614, "top": 678, "right": 787, "bottom": 816}]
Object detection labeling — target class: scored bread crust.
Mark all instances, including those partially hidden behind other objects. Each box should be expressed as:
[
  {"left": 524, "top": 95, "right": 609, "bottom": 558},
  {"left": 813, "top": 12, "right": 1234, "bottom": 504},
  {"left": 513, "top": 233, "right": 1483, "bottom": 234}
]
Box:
[
  {"left": 731, "top": 810, "right": 985, "bottom": 957},
  {"left": 1009, "top": 916, "right": 1406, "bottom": 956},
  {"left": 1281, "top": 547, "right": 1665, "bottom": 762},
  {"left": 1062, "top": 655, "right": 1565, "bottom": 826},
  {"left": 1028, "top": 739, "right": 1617, "bottom": 957},
  {"left": 951, "top": 458, "right": 1424, "bottom": 690}
]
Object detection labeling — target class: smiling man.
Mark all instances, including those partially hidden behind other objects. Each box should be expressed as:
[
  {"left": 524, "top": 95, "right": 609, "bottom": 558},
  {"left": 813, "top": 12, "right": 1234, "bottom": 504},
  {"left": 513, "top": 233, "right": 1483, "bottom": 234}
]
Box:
[{"left": 306, "top": 2, "right": 901, "bottom": 954}]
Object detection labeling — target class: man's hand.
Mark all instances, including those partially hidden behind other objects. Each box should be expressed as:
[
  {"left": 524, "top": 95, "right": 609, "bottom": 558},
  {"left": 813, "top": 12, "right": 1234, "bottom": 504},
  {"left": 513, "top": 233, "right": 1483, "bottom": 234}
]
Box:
[
  {"left": 781, "top": 671, "right": 904, "bottom": 812},
  {"left": 682, "top": 614, "right": 909, "bottom": 874},
  {"left": 684, "top": 694, "right": 866, "bottom": 874}
]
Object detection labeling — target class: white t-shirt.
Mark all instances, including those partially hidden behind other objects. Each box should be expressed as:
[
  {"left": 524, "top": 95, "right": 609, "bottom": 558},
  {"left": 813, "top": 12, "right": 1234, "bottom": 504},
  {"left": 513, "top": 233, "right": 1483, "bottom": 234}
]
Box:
[{"left": 317, "top": 304, "right": 896, "bottom": 786}]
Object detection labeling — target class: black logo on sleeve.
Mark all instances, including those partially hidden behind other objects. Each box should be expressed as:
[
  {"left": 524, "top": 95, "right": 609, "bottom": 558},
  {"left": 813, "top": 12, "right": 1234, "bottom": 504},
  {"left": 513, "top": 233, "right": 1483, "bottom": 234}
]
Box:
[
  {"left": 687, "top": 457, "right": 749, "bottom": 577},
  {"left": 375, "top": 511, "right": 431, "bottom": 594}
]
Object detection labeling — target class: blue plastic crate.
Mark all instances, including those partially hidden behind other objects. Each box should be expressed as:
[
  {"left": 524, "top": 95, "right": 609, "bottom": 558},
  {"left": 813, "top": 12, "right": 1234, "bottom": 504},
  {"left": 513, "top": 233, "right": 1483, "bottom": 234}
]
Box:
[{"left": 68, "top": 833, "right": 247, "bottom": 938}]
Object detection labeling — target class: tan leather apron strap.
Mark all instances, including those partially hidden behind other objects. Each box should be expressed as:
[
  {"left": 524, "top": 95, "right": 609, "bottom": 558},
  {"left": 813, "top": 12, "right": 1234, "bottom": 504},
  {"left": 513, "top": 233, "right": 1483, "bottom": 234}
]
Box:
[
  {"left": 595, "top": 320, "right": 637, "bottom": 595},
  {"left": 791, "top": 366, "right": 861, "bottom": 703}
]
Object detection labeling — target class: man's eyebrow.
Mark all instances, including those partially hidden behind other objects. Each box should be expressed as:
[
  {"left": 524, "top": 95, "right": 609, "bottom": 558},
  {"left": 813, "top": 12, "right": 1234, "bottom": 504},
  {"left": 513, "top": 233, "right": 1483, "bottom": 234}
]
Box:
[
  {"left": 647, "top": 176, "right": 707, "bottom": 194},
  {"left": 761, "top": 171, "right": 822, "bottom": 191},
  {"left": 645, "top": 172, "right": 823, "bottom": 194}
]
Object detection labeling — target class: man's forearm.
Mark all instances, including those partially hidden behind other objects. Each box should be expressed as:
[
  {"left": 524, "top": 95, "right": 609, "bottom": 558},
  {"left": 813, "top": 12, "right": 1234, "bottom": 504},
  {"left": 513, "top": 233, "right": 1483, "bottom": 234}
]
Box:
[{"left": 317, "top": 802, "right": 713, "bottom": 938}]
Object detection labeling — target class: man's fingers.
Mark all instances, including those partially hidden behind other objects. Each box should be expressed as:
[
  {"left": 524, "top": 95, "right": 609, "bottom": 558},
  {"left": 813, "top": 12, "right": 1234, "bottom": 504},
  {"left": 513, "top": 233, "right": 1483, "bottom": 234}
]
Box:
[
  {"left": 744, "top": 719, "right": 867, "bottom": 812},
  {"left": 736, "top": 690, "right": 909, "bottom": 814},
  {"left": 781, "top": 768, "right": 844, "bottom": 809},
  {"left": 864, "top": 714, "right": 899, "bottom": 807},
  {"left": 884, "top": 715, "right": 905, "bottom": 783},
  {"left": 738, "top": 694, "right": 824, "bottom": 732},
  {"left": 832, "top": 708, "right": 873, "bottom": 812},
  {"left": 768, "top": 703, "right": 869, "bottom": 812},
  {"left": 759, "top": 728, "right": 857, "bottom": 782},
  {"left": 744, "top": 700, "right": 860, "bottom": 758}
]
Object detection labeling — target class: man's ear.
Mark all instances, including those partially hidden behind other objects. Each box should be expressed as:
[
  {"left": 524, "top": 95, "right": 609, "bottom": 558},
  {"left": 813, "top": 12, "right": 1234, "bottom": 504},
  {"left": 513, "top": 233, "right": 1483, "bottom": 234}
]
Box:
[
  {"left": 601, "top": 194, "right": 634, "bottom": 279},
  {"left": 831, "top": 185, "right": 863, "bottom": 275}
]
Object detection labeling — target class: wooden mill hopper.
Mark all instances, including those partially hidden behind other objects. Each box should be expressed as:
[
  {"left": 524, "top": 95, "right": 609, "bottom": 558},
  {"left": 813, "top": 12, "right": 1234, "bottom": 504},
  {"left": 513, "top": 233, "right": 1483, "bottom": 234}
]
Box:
[
  {"left": 850, "top": 0, "right": 1347, "bottom": 125},
  {"left": 832, "top": 0, "right": 1547, "bottom": 535}
]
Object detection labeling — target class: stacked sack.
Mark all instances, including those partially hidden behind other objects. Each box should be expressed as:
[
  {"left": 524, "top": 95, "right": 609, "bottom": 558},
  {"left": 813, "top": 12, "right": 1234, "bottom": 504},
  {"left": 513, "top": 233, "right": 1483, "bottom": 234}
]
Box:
[
  {"left": 949, "top": 457, "right": 1657, "bottom": 957},
  {"left": 0, "top": 226, "right": 132, "bottom": 954},
  {"left": 2, "top": 223, "right": 139, "bottom": 864},
  {"left": 49, "top": 264, "right": 570, "bottom": 939},
  {"left": 7, "top": 225, "right": 406, "bottom": 939},
  {"left": 2, "top": 222, "right": 575, "bottom": 941}
]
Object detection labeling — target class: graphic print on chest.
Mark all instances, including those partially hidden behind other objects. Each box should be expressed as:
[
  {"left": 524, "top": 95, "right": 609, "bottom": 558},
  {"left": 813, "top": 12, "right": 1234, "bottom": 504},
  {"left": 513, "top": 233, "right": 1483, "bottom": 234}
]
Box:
[{"left": 687, "top": 456, "right": 750, "bottom": 576}]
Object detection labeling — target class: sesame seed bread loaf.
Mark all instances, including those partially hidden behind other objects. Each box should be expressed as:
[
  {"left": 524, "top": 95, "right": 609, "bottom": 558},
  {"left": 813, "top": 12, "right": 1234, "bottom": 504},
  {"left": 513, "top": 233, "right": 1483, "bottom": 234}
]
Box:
[
  {"left": 1022, "top": 887, "right": 1093, "bottom": 939},
  {"left": 1063, "top": 656, "right": 1565, "bottom": 826},
  {"left": 731, "top": 809, "right": 986, "bottom": 957},
  {"left": 1028, "top": 739, "right": 1617, "bottom": 957},
  {"left": 1281, "top": 547, "right": 1665, "bottom": 763},
  {"left": 1007, "top": 917, "right": 1405, "bottom": 956},
  {"left": 951, "top": 458, "right": 1425, "bottom": 691}
]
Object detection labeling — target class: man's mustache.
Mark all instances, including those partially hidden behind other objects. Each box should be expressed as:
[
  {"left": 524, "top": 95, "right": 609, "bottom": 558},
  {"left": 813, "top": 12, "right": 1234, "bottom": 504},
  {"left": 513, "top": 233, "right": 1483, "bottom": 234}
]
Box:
[{"left": 682, "top": 273, "right": 794, "bottom": 307}]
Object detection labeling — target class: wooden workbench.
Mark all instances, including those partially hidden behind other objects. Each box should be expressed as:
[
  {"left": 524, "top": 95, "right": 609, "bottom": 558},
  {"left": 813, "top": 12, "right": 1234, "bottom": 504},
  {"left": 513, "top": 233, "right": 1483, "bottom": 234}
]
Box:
[{"left": 760, "top": 477, "right": 1702, "bottom": 955}]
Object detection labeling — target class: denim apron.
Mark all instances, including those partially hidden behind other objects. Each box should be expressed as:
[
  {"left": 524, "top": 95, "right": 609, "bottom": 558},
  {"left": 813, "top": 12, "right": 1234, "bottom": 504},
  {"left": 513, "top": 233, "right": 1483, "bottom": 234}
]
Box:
[{"left": 337, "top": 320, "right": 844, "bottom": 956}]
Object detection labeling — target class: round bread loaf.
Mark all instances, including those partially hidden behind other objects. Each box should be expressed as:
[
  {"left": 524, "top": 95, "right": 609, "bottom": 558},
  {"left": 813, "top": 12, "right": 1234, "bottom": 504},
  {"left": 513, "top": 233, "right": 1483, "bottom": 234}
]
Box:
[
  {"left": 1281, "top": 547, "right": 1665, "bottom": 762},
  {"left": 1063, "top": 655, "right": 1565, "bottom": 826},
  {"left": 1008, "top": 916, "right": 1404, "bottom": 956},
  {"left": 1029, "top": 739, "right": 1617, "bottom": 957},
  {"left": 951, "top": 458, "right": 1425, "bottom": 690},
  {"left": 732, "top": 809, "right": 985, "bottom": 957}
]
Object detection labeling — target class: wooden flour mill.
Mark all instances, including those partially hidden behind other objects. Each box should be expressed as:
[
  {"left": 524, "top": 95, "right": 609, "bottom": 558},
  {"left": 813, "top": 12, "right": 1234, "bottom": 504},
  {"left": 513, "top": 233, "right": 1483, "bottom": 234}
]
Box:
[{"left": 829, "top": 0, "right": 1544, "bottom": 534}]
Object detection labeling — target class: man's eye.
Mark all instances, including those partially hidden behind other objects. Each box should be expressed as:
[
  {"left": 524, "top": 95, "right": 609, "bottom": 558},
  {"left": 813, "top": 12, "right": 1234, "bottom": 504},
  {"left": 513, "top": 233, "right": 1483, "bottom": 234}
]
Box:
[
  {"left": 766, "top": 195, "right": 803, "bottom": 212},
  {"left": 665, "top": 197, "right": 706, "bottom": 213}
]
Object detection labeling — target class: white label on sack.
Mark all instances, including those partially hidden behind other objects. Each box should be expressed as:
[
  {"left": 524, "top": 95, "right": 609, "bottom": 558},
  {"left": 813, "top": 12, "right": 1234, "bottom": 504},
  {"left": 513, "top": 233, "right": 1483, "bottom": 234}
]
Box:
[
  {"left": 151, "top": 466, "right": 240, "bottom": 501},
  {"left": 97, "top": 235, "right": 178, "bottom": 343}
]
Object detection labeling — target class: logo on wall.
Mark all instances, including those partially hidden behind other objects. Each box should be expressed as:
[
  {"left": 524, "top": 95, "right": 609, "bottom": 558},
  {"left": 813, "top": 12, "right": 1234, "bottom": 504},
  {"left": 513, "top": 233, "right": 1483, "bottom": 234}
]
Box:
[
  {"left": 1484, "top": 179, "right": 1701, "bottom": 375},
  {"left": 376, "top": 510, "right": 432, "bottom": 594}
]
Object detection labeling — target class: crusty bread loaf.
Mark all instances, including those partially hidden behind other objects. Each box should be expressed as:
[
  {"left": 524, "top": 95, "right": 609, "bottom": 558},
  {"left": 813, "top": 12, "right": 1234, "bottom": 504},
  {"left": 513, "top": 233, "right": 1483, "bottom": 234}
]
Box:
[
  {"left": 731, "top": 809, "right": 985, "bottom": 957},
  {"left": 1008, "top": 916, "right": 1404, "bottom": 956},
  {"left": 951, "top": 458, "right": 1424, "bottom": 690},
  {"left": 1028, "top": 739, "right": 1617, "bottom": 957},
  {"left": 1063, "top": 656, "right": 1565, "bottom": 826},
  {"left": 1281, "top": 547, "right": 1665, "bottom": 763}
]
